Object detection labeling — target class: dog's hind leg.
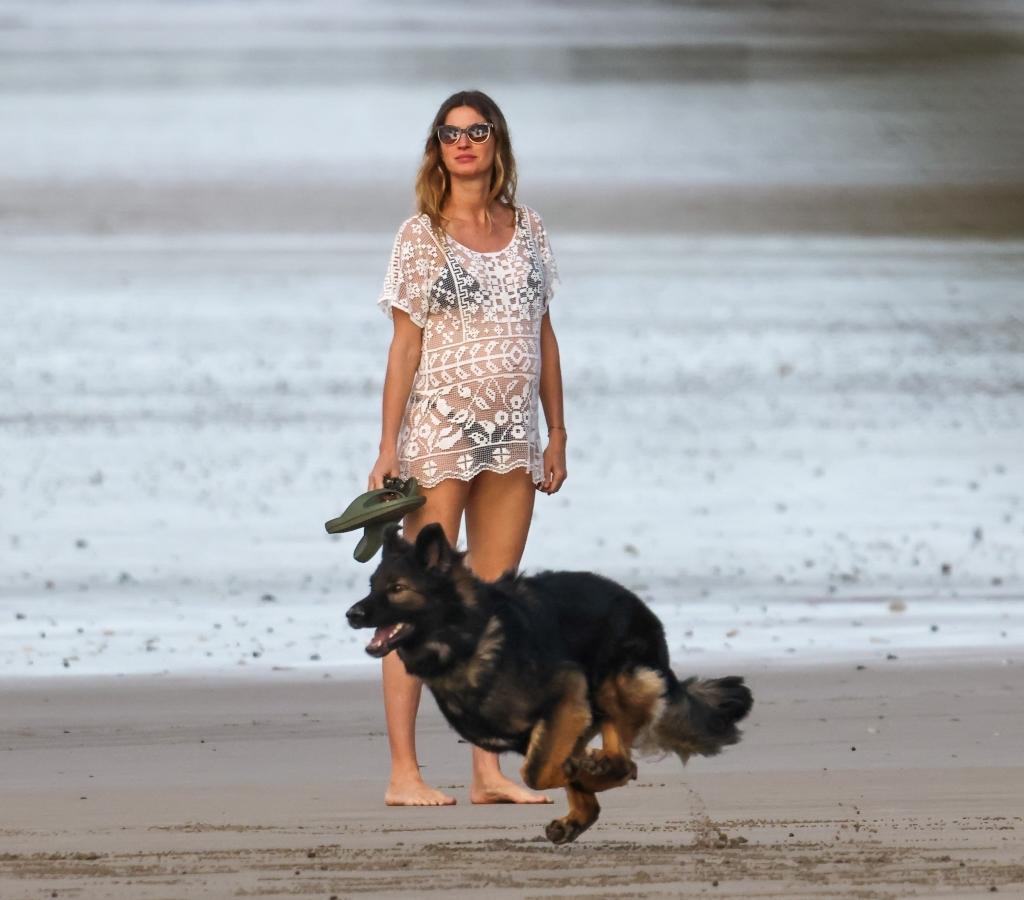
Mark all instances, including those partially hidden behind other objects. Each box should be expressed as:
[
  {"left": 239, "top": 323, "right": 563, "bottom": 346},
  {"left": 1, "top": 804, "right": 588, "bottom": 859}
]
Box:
[
  {"left": 520, "top": 671, "right": 592, "bottom": 791},
  {"left": 519, "top": 671, "right": 600, "bottom": 844},
  {"left": 564, "top": 668, "right": 665, "bottom": 793}
]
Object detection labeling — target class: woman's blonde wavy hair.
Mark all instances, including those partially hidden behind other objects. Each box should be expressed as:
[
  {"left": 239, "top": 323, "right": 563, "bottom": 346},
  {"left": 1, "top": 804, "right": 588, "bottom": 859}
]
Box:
[{"left": 415, "top": 90, "right": 518, "bottom": 232}]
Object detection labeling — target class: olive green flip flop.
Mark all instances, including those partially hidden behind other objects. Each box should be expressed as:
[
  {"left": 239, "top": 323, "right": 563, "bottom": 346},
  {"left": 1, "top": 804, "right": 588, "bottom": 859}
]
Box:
[{"left": 325, "top": 476, "right": 426, "bottom": 562}]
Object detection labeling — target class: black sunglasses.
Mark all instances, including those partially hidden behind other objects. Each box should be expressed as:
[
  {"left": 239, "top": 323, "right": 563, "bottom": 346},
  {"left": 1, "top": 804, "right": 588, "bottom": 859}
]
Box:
[{"left": 437, "top": 122, "right": 494, "bottom": 145}]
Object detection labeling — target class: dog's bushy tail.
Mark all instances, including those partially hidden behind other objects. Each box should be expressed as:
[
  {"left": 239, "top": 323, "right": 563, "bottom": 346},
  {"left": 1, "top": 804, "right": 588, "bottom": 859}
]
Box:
[{"left": 650, "top": 675, "right": 752, "bottom": 763}]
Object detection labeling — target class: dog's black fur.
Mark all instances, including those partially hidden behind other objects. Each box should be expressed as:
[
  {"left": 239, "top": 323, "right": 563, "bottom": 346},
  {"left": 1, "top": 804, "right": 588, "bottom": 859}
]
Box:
[{"left": 347, "top": 523, "right": 752, "bottom": 843}]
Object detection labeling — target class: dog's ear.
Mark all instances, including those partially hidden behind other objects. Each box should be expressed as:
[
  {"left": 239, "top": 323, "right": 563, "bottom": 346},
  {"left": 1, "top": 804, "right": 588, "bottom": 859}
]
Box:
[
  {"left": 382, "top": 524, "right": 408, "bottom": 558},
  {"left": 414, "top": 522, "right": 456, "bottom": 572}
]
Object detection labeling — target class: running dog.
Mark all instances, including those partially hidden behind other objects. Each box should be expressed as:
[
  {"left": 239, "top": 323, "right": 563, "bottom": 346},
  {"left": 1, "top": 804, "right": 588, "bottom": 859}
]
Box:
[{"left": 346, "top": 523, "right": 752, "bottom": 844}]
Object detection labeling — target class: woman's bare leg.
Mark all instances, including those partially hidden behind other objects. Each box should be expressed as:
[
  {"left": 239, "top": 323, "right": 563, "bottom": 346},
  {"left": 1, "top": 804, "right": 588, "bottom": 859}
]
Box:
[
  {"left": 383, "top": 477, "right": 471, "bottom": 806},
  {"left": 463, "top": 468, "right": 550, "bottom": 804}
]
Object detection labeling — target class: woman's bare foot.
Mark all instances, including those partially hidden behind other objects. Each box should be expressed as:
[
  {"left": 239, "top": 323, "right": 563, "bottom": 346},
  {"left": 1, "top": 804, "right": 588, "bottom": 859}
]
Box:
[
  {"left": 385, "top": 775, "right": 456, "bottom": 807},
  {"left": 470, "top": 774, "right": 551, "bottom": 805}
]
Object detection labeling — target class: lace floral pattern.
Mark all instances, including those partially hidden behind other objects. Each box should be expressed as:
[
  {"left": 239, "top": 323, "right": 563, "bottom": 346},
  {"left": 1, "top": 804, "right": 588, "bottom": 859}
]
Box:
[{"left": 377, "top": 206, "right": 558, "bottom": 487}]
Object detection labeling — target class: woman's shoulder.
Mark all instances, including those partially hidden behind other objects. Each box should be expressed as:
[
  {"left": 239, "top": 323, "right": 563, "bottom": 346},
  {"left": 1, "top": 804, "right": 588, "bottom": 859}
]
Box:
[
  {"left": 393, "top": 212, "right": 434, "bottom": 240},
  {"left": 517, "top": 205, "right": 554, "bottom": 246},
  {"left": 518, "top": 204, "right": 544, "bottom": 225},
  {"left": 518, "top": 204, "right": 551, "bottom": 236}
]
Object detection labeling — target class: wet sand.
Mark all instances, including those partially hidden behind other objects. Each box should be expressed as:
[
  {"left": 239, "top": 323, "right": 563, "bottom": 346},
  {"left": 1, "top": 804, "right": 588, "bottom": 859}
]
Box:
[{"left": 2, "top": 657, "right": 1022, "bottom": 898}]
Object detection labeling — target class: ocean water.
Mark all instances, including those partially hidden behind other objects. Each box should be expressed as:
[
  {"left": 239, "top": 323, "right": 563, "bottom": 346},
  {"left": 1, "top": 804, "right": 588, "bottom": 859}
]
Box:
[
  {"left": 3, "top": 233, "right": 1022, "bottom": 676},
  {"left": 2, "top": 1, "right": 1023, "bottom": 676}
]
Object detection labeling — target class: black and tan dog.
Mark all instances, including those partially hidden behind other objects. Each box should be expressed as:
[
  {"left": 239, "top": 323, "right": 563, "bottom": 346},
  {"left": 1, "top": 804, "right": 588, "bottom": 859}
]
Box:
[{"left": 346, "top": 524, "right": 752, "bottom": 844}]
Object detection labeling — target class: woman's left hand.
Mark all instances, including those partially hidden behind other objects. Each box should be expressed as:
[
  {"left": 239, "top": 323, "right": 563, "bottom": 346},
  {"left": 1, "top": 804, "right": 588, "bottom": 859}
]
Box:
[{"left": 537, "top": 434, "right": 567, "bottom": 494}]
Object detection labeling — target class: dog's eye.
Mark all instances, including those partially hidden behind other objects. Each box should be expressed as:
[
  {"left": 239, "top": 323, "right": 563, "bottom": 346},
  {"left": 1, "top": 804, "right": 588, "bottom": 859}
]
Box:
[{"left": 388, "top": 583, "right": 407, "bottom": 593}]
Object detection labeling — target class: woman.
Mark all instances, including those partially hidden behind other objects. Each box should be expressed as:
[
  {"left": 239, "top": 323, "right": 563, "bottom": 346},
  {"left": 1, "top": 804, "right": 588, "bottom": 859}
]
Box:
[{"left": 368, "top": 90, "right": 567, "bottom": 806}]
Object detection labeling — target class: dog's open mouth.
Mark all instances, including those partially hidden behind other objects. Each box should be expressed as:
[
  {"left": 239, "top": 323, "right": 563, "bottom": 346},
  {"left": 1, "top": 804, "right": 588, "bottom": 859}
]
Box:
[{"left": 365, "top": 622, "right": 414, "bottom": 658}]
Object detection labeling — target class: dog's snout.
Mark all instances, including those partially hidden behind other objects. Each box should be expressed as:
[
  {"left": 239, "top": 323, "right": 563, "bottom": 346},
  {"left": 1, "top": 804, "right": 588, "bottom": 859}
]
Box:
[{"left": 346, "top": 599, "right": 369, "bottom": 628}]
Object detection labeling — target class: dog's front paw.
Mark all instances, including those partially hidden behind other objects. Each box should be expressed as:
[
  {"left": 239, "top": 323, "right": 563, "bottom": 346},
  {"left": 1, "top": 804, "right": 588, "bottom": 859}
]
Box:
[{"left": 546, "top": 816, "right": 584, "bottom": 845}]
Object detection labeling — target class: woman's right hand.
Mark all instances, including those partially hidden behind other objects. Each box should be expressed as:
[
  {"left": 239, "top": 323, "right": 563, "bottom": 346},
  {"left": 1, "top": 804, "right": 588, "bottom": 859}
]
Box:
[{"left": 368, "top": 448, "right": 401, "bottom": 490}]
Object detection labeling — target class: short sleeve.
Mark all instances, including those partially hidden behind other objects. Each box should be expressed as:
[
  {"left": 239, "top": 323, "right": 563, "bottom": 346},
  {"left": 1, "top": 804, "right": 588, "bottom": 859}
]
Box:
[
  {"left": 525, "top": 207, "right": 559, "bottom": 312},
  {"left": 376, "top": 216, "right": 443, "bottom": 329}
]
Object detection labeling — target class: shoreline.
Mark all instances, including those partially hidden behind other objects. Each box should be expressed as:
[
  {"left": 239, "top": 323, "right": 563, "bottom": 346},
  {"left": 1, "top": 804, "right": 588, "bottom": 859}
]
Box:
[{"left": 0, "top": 640, "right": 1020, "bottom": 683}]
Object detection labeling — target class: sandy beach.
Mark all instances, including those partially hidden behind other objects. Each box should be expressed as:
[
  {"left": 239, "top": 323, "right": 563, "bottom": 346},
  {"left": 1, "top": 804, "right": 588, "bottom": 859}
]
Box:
[
  {"left": 2, "top": 656, "right": 1022, "bottom": 898},
  {"left": 3, "top": 1, "right": 1024, "bottom": 897}
]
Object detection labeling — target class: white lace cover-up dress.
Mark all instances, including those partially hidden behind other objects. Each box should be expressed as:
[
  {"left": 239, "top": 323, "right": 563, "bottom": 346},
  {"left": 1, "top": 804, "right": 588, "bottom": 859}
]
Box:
[{"left": 377, "top": 205, "right": 558, "bottom": 488}]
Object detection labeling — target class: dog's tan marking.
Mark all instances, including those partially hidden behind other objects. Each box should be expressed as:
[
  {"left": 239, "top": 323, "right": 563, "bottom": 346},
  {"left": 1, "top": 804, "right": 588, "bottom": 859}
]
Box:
[
  {"left": 615, "top": 668, "right": 667, "bottom": 738},
  {"left": 545, "top": 784, "right": 601, "bottom": 845},
  {"left": 426, "top": 615, "right": 505, "bottom": 697},
  {"left": 596, "top": 669, "right": 663, "bottom": 750},
  {"left": 568, "top": 668, "right": 665, "bottom": 792},
  {"left": 422, "top": 640, "right": 451, "bottom": 666},
  {"left": 452, "top": 569, "right": 478, "bottom": 608},
  {"left": 465, "top": 615, "right": 504, "bottom": 690},
  {"left": 388, "top": 587, "right": 427, "bottom": 611},
  {"left": 520, "top": 670, "right": 591, "bottom": 790}
]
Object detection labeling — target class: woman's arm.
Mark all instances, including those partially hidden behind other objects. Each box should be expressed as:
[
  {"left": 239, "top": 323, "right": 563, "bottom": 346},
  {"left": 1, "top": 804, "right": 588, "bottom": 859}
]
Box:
[
  {"left": 537, "top": 312, "right": 567, "bottom": 494},
  {"left": 369, "top": 309, "right": 422, "bottom": 489}
]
